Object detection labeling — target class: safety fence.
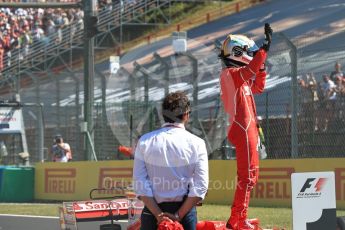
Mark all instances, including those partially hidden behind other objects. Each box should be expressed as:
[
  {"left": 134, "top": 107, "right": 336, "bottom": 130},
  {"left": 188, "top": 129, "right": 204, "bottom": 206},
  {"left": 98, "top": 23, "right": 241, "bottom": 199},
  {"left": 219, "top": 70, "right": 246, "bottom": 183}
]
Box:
[{"left": 0, "top": 27, "right": 340, "bottom": 165}]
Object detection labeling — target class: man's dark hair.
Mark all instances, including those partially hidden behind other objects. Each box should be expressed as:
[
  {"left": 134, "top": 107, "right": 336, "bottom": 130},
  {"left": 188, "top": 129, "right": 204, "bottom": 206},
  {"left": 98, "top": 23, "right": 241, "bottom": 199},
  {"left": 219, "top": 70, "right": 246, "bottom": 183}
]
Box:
[{"left": 162, "top": 91, "right": 191, "bottom": 123}]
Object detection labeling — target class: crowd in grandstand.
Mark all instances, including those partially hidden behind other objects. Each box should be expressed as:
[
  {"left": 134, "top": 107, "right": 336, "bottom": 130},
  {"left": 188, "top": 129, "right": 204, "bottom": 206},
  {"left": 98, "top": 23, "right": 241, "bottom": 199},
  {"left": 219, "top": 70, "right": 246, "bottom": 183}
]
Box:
[
  {"left": 0, "top": 7, "right": 84, "bottom": 71},
  {"left": 298, "top": 62, "right": 345, "bottom": 132},
  {"left": 0, "top": 0, "right": 139, "bottom": 72}
]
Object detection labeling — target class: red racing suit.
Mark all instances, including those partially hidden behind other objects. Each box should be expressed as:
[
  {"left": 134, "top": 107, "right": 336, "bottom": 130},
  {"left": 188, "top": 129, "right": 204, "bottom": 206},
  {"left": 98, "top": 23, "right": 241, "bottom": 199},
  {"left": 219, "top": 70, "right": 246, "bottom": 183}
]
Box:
[{"left": 219, "top": 49, "right": 267, "bottom": 222}]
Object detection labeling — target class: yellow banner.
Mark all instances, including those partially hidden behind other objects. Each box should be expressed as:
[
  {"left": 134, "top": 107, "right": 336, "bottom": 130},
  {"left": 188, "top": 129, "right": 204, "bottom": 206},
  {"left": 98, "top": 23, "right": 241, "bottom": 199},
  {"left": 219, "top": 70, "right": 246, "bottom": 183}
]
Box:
[
  {"left": 35, "top": 161, "right": 133, "bottom": 200},
  {"left": 35, "top": 159, "right": 345, "bottom": 208},
  {"left": 208, "top": 159, "right": 345, "bottom": 208}
]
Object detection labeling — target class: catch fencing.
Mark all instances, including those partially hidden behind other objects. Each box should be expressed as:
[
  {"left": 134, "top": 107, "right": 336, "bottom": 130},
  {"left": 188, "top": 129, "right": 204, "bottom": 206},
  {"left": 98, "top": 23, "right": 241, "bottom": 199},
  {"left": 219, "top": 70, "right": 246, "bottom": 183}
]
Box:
[{"left": 7, "top": 29, "right": 344, "bottom": 164}]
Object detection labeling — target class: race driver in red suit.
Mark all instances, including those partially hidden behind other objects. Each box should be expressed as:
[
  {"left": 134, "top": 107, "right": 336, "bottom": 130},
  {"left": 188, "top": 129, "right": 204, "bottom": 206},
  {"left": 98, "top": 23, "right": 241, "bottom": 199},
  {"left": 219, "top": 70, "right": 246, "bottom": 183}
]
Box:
[{"left": 219, "top": 23, "right": 273, "bottom": 230}]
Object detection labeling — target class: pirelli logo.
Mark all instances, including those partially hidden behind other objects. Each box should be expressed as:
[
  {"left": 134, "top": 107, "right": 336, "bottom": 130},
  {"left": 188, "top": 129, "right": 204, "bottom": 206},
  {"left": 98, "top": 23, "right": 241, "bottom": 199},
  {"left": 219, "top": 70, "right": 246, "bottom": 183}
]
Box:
[
  {"left": 45, "top": 169, "right": 76, "bottom": 194},
  {"left": 335, "top": 168, "right": 345, "bottom": 201},
  {"left": 98, "top": 168, "right": 133, "bottom": 195},
  {"left": 251, "top": 167, "right": 295, "bottom": 199}
]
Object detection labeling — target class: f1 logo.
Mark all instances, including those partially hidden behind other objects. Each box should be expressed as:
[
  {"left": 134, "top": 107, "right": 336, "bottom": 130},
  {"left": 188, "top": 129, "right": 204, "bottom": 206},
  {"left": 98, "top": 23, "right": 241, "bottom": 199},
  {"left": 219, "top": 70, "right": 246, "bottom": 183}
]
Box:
[
  {"left": 300, "top": 178, "right": 315, "bottom": 192},
  {"left": 300, "top": 178, "right": 327, "bottom": 193}
]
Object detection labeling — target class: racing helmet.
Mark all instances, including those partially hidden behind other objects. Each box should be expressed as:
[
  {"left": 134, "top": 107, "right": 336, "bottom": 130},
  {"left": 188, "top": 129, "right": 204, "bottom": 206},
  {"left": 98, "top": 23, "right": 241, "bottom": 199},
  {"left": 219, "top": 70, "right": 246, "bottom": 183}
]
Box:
[{"left": 220, "top": 34, "right": 259, "bottom": 67}]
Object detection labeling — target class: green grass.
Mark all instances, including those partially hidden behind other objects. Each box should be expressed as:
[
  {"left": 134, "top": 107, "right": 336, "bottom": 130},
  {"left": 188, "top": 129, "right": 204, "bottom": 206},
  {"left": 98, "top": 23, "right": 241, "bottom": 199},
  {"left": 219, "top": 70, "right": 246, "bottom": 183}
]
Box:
[
  {"left": 198, "top": 205, "right": 345, "bottom": 230},
  {"left": 0, "top": 203, "right": 60, "bottom": 217},
  {"left": 0, "top": 203, "right": 344, "bottom": 230},
  {"left": 198, "top": 205, "right": 292, "bottom": 229}
]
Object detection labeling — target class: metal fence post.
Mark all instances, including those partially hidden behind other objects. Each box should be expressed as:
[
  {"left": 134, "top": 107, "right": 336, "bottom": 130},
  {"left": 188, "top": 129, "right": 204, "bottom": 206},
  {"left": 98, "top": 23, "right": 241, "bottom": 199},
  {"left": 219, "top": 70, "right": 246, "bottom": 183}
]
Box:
[
  {"left": 70, "top": 73, "right": 81, "bottom": 159},
  {"left": 153, "top": 52, "right": 169, "bottom": 97},
  {"left": 96, "top": 70, "right": 107, "bottom": 159},
  {"left": 180, "top": 52, "right": 198, "bottom": 127},
  {"left": 133, "top": 62, "right": 150, "bottom": 108},
  {"left": 83, "top": 0, "right": 97, "bottom": 161},
  {"left": 37, "top": 103, "right": 44, "bottom": 162},
  {"left": 56, "top": 76, "right": 61, "bottom": 130},
  {"left": 121, "top": 67, "right": 136, "bottom": 146},
  {"left": 24, "top": 72, "right": 44, "bottom": 163},
  {"left": 265, "top": 92, "right": 270, "bottom": 156},
  {"left": 277, "top": 32, "right": 298, "bottom": 158}
]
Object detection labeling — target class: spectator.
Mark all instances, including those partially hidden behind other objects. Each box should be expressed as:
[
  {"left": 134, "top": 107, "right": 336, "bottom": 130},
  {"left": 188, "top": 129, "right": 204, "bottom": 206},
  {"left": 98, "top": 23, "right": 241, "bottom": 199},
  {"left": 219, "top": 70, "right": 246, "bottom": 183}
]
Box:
[
  {"left": 2, "top": 29, "right": 11, "bottom": 67},
  {"left": 59, "top": 12, "right": 70, "bottom": 43},
  {"left": 320, "top": 74, "right": 336, "bottom": 100},
  {"left": 318, "top": 74, "right": 336, "bottom": 131},
  {"left": 51, "top": 134, "right": 72, "bottom": 162},
  {"left": 19, "top": 24, "right": 32, "bottom": 59},
  {"left": 0, "top": 1, "right": 115, "bottom": 70},
  {"left": 298, "top": 73, "right": 319, "bottom": 132},
  {"left": 330, "top": 62, "right": 343, "bottom": 81},
  {"left": 31, "top": 21, "right": 45, "bottom": 48},
  {"left": 0, "top": 31, "right": 6, "bottom": 71},
  {"left": 0, "top": 6, "right": 85, "bottom": 68},
  {"left": 333, "top": 76, "right": 345, "bottom": 121},
  {"left": 334, "top": 76, "right": 345, "bottom": 97},
  {"left": 74, "top": 9, "right": 84, "bottom": 33},
  {"left": 299, "top": 73, "right": 319, "bottom": 103},
  {"left": 133, "top": 91, "right": 209, "bottom": 230},
  {"left": 45, "top": 19, "right": 56, "bottom": 44}
]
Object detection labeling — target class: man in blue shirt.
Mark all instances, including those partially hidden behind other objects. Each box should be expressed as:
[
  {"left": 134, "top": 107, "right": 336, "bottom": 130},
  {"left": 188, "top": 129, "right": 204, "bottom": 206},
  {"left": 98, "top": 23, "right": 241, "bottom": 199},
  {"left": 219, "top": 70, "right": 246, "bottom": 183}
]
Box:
[{"left": 133, "top": 91, "right": 209, "bottom": 230}]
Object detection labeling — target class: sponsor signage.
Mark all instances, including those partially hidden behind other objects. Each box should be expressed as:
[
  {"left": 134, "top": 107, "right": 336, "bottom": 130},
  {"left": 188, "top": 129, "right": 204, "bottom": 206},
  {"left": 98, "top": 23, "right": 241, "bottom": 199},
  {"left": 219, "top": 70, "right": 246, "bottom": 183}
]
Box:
[
  {"left": 34, "top": 160, "right": 345, "bottom": 210},
  {"left": 98, "top": 167, "right": 133, "bottom": 195},
  {"left": 291, "top": 172, "right": 336, "bottom": 230},
  {"left": 35, "top": 161, "right": 134, "bottom": 200},
  {"left": 72, "top": 199, "right": 139, "bottom": 212},
  {"left": 251, "top": 167, "right": 294, "bottom": 200},
  {"left": 58, "top": 198, "right": 143, "bottom": 229},
  {"left": 45, "top": 168, "right": 76, "bottom": 194},
  {"left": 0, "top": 107, "right": 22, "bottom": 131}
]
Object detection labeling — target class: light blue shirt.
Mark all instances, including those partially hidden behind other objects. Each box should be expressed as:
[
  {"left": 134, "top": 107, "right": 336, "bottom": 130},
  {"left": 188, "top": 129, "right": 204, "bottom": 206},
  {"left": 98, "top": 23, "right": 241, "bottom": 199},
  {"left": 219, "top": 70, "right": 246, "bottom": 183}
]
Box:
[{"left": 133, "top": 123, "right": 209, "bottom": 204}]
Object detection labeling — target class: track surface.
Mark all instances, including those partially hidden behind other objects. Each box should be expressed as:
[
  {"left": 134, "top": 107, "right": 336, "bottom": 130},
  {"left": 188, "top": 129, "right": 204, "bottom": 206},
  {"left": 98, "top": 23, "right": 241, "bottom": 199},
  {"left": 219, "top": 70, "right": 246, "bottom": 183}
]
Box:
[{"left": 0, "top": 214, "right": 127, "bottom": 230}]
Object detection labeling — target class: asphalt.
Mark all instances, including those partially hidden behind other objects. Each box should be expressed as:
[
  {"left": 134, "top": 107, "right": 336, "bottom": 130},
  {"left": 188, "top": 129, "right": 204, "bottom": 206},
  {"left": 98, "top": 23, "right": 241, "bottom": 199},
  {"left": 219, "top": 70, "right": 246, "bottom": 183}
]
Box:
[{"left": 0, "top": 214, "right": 127, "bottom": 230}]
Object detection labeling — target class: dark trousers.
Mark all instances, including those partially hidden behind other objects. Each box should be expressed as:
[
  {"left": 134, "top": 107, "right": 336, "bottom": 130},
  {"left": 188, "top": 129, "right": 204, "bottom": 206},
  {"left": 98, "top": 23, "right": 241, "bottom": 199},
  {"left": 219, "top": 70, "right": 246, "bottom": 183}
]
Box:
[{"left": 140, "top": 202, "right": 197, "bottom": 230}]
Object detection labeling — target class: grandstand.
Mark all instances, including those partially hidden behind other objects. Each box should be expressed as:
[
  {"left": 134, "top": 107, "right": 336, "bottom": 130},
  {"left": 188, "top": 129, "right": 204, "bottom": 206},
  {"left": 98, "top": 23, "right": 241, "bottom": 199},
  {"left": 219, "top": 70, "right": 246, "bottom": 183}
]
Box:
[{"left": 0, "top": 0, "right": 345, "bottom": 165}]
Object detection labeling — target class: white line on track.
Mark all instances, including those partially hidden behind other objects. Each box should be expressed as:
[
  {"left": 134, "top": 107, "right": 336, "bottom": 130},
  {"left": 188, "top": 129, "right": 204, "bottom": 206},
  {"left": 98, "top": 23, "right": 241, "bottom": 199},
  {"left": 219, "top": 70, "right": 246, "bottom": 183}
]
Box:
[{"left": 0, "top": 214, "right": 58, "bottom": 219}]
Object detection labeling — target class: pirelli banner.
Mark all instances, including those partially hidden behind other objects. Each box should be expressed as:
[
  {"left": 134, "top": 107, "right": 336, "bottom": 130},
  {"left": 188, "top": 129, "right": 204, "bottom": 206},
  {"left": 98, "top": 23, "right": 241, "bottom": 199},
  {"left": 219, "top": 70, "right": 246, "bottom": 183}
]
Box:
[
  {"left": 35, "top": 161, "right": 133, "bottom": 200},
  {"left": 208, "top": 159, "right": 345, "bottom": 208},
  {"left": 35, "top": 159, "right": 345, "bottom": 208}
]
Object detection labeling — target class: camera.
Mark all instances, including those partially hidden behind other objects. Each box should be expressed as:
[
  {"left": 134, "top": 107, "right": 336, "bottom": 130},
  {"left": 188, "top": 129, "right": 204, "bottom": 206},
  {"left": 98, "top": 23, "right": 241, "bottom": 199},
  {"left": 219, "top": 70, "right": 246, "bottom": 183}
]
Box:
[{"left": 55, "top": 138, "right": 62, "bottom": 144}]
